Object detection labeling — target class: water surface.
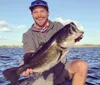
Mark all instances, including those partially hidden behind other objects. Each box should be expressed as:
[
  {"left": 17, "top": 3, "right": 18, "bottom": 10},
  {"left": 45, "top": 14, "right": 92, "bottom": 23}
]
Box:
[{"left": 0, "top": 47, "right": 100, "bottom": 85}]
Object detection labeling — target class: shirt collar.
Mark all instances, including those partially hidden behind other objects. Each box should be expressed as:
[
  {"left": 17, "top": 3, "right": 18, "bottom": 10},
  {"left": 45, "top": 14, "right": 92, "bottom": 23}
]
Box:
[{"left": 31, "top": 20, "right": 54, "bottom": 33}]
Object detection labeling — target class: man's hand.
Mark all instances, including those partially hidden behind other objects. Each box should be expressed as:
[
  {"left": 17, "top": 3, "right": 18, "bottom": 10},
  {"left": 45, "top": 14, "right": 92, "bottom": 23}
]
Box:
[
  {"left": 20, "top": 52, "right": 35, "bottom": 76},
  {"left": 20, "top": 61, "right": 33, "bottom": 76},
  {"left": 75, "top": 35, "right": 83, "bottom": 42}
]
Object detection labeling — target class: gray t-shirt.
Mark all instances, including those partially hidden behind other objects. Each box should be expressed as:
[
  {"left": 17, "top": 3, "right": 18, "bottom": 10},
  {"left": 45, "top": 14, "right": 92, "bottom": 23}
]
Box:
[{"left": 22, "top": 21, "right": 63, "bottom": 53}]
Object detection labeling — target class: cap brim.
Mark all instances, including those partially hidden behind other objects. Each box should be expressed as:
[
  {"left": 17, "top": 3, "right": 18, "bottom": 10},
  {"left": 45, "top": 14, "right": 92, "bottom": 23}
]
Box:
[{"left": 29, "top": 5, "right": 48, "bottom": 10}]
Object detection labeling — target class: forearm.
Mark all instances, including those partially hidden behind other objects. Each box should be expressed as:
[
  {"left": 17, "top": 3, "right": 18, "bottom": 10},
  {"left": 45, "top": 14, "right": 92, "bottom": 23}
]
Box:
[{"left": 23, "top": 52, "right": 35, "bottom": 64}]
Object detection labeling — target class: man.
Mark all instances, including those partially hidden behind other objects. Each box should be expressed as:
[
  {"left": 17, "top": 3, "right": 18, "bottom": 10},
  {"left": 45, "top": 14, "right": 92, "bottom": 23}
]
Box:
[{"left": 21, "top": 0, "right": 88, "bottom": 85}]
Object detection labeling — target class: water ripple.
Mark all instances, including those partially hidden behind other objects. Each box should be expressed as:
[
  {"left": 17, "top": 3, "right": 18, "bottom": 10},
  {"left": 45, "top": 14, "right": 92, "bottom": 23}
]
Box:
[{"left": 0, "top": 47, "right": 100, "bottom": 85}]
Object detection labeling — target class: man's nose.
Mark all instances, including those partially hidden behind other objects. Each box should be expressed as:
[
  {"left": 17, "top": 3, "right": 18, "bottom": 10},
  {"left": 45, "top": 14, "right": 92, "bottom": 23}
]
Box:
[{"left": 37, "top": 12, "right": 42, "bottom": 17}]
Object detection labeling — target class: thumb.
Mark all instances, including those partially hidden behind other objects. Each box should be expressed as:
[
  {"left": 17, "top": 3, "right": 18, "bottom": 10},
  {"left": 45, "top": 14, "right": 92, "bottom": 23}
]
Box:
[{"left": 20, "top": 61, "right": 24, "bottom": 66}]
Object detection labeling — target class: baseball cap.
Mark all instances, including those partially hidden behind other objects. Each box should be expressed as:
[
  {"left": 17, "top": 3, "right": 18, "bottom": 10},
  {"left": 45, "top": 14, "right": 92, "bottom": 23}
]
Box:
[{"left": 29, "top": 0, "right": 49, "bottom": 11}]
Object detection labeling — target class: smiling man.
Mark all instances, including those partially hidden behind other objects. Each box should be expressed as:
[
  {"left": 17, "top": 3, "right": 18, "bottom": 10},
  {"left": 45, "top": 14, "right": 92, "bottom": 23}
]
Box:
[{"left": 20, "top": 0, "right": 88, "bottom": 85}]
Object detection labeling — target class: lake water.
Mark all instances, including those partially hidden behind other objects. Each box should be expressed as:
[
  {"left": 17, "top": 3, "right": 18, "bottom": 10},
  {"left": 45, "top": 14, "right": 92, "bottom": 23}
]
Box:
[{"left": 0, "top": 47, "right": 100, "bottom": 85}]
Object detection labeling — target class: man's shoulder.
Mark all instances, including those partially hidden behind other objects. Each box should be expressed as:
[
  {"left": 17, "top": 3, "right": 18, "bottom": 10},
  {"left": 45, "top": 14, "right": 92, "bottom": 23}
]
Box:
[
  {"left": 23, "top": 27, "right": 33, "bottom": 37},
  {"left": 53, "top": 21, "right": 64, "bottom": 28},
  {"left": 49, "top": 21, "right": 63, "bottom": 28},
  {"left": 23, "top": 23, "right": 34, "bottom": 34},
  {"left": 52, "top": 21, "right": 63, "bottom": 26},
  {"left": 50, "top": 21, "right": 64, "bottom": 31}
]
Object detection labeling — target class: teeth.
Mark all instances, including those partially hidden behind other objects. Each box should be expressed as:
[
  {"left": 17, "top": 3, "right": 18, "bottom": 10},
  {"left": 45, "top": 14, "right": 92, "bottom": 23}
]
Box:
[{"left": 38, "top": 18, "right": 43, "bottom": 20}]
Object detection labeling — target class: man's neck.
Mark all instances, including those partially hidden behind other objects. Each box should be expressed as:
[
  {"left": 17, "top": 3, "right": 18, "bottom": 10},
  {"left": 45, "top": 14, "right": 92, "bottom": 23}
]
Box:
[{"left": 33, "top": 20, "right": 50, "bottom": 32}]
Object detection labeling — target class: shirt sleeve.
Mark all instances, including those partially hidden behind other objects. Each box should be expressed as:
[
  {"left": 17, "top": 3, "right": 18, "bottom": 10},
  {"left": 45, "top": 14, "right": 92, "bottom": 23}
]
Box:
[{"left": 22, "top": 33, "right": 36, "bottom": 53}]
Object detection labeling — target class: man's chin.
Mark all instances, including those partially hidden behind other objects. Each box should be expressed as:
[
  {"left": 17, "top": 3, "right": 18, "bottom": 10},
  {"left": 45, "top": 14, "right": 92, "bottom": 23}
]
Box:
[
  {"left": 37, "top": 23, "right": 45, "bottom": 27},
  {"left": 38, "top": 24, "right": 44, "bottom": 27},
  {"left": 35, "top": 19, "right": 48, "bottom": 27}
]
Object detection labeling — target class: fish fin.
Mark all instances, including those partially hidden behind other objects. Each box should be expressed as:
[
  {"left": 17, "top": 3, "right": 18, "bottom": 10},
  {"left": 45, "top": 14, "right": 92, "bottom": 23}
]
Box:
[{"left": 3, "top": 67, "right": 20, "bottom": 85}]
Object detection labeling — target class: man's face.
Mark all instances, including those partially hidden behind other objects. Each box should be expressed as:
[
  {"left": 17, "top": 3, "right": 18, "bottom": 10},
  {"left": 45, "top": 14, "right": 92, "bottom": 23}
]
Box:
[{"left": 32, "top": 6, "right": 49, "bottom": 27}]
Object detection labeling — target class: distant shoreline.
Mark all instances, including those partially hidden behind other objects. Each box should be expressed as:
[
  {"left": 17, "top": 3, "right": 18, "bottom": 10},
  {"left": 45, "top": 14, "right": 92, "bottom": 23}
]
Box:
[
  {"left": 74, "top": 44, "right": 100, "bottom": 48},
  {"left": 0, "top": 44, "right": 100, "bottom": 48},
  {"left": 0, "top": 45, "right": 23, "bottom": 48}
]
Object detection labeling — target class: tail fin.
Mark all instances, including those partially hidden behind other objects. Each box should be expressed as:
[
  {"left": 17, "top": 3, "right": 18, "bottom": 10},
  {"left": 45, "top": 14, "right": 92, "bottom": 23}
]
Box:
[{"left": 3, "top": 67, "right": 20, "bottom": 85}]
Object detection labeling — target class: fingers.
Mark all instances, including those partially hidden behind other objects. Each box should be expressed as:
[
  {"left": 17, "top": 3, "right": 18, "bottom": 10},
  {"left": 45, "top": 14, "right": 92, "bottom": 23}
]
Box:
[
  {"left": 20, "top": 61, "right": 33, "bottom": 76},
  {"left": 21, "top": 69, "right": 33, "bottom": 76},
  {"left": 20, "top": 61, "right": 24, "bottom": 66}
]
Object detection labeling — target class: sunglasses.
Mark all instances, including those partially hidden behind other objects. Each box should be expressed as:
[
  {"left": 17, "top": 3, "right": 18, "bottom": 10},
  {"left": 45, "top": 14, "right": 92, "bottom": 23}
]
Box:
[{"left": 31, "top": 0, "right": 47, "bottom": 6}]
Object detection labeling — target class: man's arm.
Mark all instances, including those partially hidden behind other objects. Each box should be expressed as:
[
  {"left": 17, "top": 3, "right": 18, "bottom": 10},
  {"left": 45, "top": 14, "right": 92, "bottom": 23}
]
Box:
[
  {"left": 22, "top": 32, "right": 37, "bottom": 53},
  {"left": 21, "top": 33, "right": 37, "bottom": 76},
  {"left": 20, "top": 53, "right": 35, "bottom": 76}
]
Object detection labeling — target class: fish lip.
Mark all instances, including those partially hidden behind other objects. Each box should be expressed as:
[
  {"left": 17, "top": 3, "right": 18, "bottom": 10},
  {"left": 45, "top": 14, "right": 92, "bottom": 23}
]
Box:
[{"left": 74, "top": 32, "right": 83, "bottom": 42}]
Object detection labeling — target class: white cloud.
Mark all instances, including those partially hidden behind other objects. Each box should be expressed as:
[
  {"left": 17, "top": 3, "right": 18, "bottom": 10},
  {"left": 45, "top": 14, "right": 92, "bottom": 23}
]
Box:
[
  {"left": 0, "top": 27, "right": 12, "bottom": 32},
  {"left": 0, "top": 21, "right": 8, "bottom": 26},
  {"left": 0, "top": 36, "right": 7, "bottom": 40},
  {"left": 0, "top": 20, "right": 12, "bottom": 32},
  {"left": 16, "top": 25, "right": 26, "bottom": 29},
  {"left": 56, "top": 18, "right": 84, "bottom": 32},
  {"left": 0, "top": 20, "right": 27, "bottom": 32}
]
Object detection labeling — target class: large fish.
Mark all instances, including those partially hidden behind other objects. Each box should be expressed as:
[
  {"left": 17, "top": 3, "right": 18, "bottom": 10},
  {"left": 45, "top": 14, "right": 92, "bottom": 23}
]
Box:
[{"left": 3, "top": 22, "right": 83, "bottom": 85}]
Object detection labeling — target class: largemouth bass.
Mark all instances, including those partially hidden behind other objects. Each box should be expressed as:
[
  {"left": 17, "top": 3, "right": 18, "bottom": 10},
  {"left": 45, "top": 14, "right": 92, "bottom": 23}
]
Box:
[{"left": 3, "top": 22, "right": 84, "bottom": 85}]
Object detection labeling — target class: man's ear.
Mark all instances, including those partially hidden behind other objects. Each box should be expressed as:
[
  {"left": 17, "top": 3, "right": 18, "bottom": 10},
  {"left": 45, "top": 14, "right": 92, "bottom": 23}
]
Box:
[{"left": 31, "top": 12, "right": 33, "bottom": 15}]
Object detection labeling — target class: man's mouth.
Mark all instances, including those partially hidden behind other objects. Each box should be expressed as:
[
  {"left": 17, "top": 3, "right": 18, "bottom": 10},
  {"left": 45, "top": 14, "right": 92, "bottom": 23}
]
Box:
[{"left": 37, "top": 18, "right": 44, "bottom": 21}]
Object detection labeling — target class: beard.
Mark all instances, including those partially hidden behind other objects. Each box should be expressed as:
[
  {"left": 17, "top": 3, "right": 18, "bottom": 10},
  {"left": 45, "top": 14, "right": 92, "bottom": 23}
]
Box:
[{"left": 35, "top": 18, "right": 48, "bottom": 27}]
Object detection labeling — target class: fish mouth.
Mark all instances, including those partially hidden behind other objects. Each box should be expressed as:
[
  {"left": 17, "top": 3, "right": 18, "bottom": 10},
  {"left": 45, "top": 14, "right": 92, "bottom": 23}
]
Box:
[{"left": 75, "top": 32, "right": 83, "bottom": 42}]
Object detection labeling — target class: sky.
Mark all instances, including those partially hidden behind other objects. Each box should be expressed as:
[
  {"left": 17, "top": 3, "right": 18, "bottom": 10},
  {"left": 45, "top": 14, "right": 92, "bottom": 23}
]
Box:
[{"left": 0, "top": 0, "right": 100, "bottom": 45}]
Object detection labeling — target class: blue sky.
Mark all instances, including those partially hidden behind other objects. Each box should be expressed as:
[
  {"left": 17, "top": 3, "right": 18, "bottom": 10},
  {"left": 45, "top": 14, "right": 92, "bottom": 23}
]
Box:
[{"left": 0, "top": 0, "right": 100, "bottom": 45}]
